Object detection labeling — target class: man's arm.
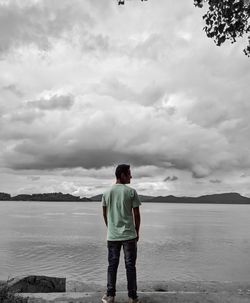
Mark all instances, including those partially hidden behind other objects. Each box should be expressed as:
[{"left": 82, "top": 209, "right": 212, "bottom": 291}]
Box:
[
  {"left": 133, "top": 207, "right": 141, "bottom": 241},
  {"left": 103, "top": 206, "right": 108, "bottom": 227}
]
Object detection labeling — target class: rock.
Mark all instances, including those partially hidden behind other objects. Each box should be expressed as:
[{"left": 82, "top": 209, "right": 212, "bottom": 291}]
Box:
[{"left": 7, "top": 275, "right": 66, "bottom": 293}]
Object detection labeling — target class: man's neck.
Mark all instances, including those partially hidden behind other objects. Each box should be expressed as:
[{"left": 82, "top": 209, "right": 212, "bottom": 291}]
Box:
[{"left": 116, "top": 180, "right": 125, "bottom": 184}]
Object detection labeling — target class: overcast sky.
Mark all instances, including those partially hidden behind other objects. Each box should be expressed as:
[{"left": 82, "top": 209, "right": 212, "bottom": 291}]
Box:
[{"left": 0, "top": 0, "right": 250, "bottom": 198}]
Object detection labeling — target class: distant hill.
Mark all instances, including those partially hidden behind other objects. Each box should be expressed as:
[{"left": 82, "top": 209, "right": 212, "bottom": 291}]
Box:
[
  {"left": 0, "top": 191, "right": 250, "bottom": 204},
  {"left": 150, "top": 192, "right": 250, "bottom": 204},
  {"left": 138, "top": 194, "right": 156, "bottom": 202},
  {"left": 90, "top": 192, "right": 250, "bottom": 204},
  {"left": 90, "top": 194, "right": 155, "bottom": 202},
  {"left": 0, "top": 192, "right": 11, "bottom": 200},
  {"left": 0, "top": 192, "right": 91, "bottom": 202},
  {"left": 90, "top": 194, "right": 102, "bottom": 201}
]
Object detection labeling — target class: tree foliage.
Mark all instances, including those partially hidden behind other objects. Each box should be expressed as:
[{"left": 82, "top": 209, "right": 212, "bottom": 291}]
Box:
[
  {"left": 117, "top": 0, "right": 147, "bottom": 4},
  {"left": 117, "top": 0, "right": 250, "bottom": 56},
  {"left": 194, "top": 0, "right": 250, "bottom": 56}
]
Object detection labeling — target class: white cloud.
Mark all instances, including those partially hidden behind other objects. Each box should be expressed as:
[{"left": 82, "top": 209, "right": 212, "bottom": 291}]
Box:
[
  {"left": 0, "top": 0, "right": 93, "bottom": 53},
  {"left": 0, "top": 0, "right": 250, "bottom": 196},
  {"left": 0, "top": 96, "right": 242, "bottom": 180},
  {"left": 27, "top": 93, "right": 75, "bottom": 110}
]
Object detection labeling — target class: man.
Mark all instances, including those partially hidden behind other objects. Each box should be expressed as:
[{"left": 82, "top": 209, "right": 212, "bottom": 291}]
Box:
[{"left": 102, "top": 164, "right": 141, "bottom": 303}]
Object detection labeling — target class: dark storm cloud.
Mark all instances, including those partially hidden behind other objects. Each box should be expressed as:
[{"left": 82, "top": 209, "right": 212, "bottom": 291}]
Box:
[
  {"left": 27, "top": 94, "right": 75, "bottom": 110},
  {"left": 1, "top": 93, "right": 238, "bottom": 178},
  {"left": 192, "top": 170, "right": 209, "bottom": 179},
  {"left": 164, "top": 175, "right": 178, "bottom": 182},
  {"left": 4, "top": 146, "right": 149, "bottom": 170}
]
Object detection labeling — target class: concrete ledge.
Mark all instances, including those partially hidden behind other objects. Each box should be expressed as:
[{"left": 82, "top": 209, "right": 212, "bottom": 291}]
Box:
[
  {"left": 16, "top": 281, "right": 250, "bottom": 303},
  {"left": 17, "top": 290, "right": 250, "bottom": 303},
  {"left": 66, "top": 280, "right": 250, "bottom": 293}
]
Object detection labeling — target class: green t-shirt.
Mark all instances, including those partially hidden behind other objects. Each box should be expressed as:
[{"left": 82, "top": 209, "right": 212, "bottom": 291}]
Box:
[{"left": 102, "top": 184, "right": 141, "bottom": 241}]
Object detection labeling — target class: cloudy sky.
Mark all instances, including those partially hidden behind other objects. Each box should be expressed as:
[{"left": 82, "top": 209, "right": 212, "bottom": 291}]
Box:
[{"left": 0, "top": 0, "right": 250, "bottom": 198}]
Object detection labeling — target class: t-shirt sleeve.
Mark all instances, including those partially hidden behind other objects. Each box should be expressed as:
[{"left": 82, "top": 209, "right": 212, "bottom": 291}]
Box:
[
  {"left": 101, "top": 194, "right": 106, "bottom": 207},
  {"left": 131, "top": 189, "right": 141, "bottom": 208}
]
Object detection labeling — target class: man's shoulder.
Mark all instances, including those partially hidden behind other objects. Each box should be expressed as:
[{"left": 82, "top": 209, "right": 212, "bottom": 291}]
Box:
[
  {"left": 103, "top": 186, "right": 113, "bottom": 196},
  {"left": 102, "top": 187, "right": 113, "bottom": 204},
  {"left": 124, "top": 184, "right": 136, "bottom": 192},
  {"left": 103, "top": 184, "right": 138, "bottom": 196},
  {"left": 124, "top": 185, "right": 138, "bottom": 197},
  {"left": 103, "top": 184, "right": 119, "bottom": 196}
]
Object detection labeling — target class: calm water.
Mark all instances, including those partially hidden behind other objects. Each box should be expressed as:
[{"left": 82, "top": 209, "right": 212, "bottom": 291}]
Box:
[{"left": 0, "top": 201, "right": 250, "bottom": 284}]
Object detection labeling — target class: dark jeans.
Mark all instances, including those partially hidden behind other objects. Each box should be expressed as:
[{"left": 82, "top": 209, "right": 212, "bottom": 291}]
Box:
[{"left": 107, "top": 238, "right": 137, "bottom": 299}]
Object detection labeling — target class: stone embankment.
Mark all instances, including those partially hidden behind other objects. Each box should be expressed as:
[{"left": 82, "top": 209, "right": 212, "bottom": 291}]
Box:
[{"left": 1, "top": 276, "right": 250, "bottom": 303}]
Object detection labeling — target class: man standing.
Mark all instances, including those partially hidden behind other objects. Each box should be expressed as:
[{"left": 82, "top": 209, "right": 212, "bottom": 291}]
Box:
[{"left": 102, "top": 164, "right": 141, "bottom": 303}]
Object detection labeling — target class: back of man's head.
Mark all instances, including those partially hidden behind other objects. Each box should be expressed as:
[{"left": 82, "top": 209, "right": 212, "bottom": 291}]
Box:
[{"left": 115, "top": 164, "right": 130, "bottom": 179}]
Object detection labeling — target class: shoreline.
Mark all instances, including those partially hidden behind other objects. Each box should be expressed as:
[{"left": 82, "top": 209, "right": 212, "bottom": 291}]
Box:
[
  {"left": 1, "top": 200, "right": 250, "bottom": 205},
  {"left": 3, "top": 278, "right": 250, "bottom": 292},
  {"left": 2, "top": 279, "right": 250, "bottom": 303},
  {"left": 1, "top": 192, "right": 250, "bottom": 204}
]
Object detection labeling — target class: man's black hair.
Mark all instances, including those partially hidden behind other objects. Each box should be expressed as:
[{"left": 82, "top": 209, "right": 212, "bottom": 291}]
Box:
[{"left": 115, "top": 164, "right": 130, "bottom": 179}]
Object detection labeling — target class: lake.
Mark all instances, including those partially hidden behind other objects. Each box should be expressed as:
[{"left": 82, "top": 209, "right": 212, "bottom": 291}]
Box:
[{"left": 0, "top": 201, "right": 250, "bottom": 284}]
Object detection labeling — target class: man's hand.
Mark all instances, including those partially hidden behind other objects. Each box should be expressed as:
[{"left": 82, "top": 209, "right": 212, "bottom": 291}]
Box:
[
  {"left": 133, "top": 207, "right": 140, "bottom": 242},
  {"left": 103, "top": 206, "right": 108, "bottom": 227}
]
